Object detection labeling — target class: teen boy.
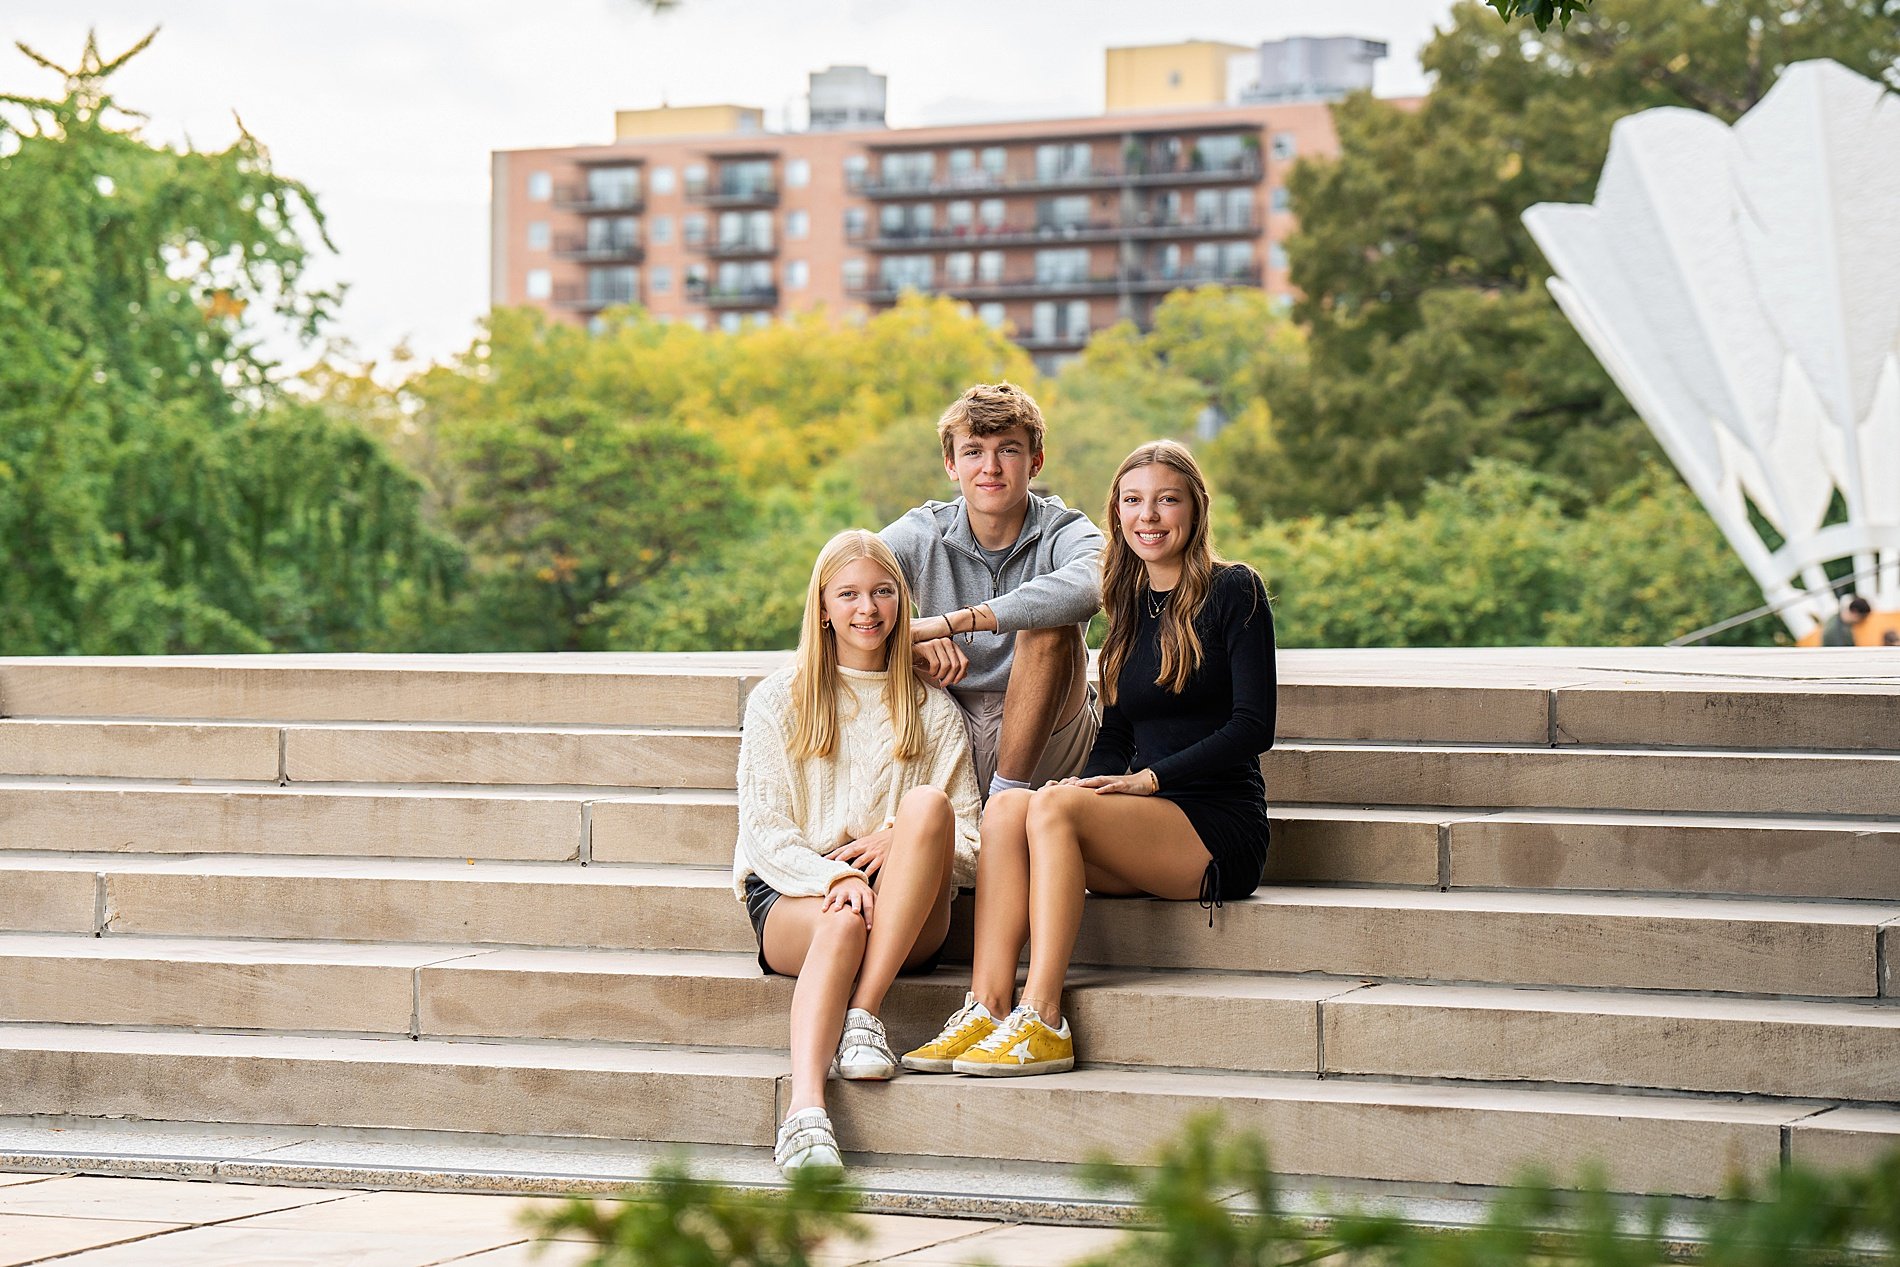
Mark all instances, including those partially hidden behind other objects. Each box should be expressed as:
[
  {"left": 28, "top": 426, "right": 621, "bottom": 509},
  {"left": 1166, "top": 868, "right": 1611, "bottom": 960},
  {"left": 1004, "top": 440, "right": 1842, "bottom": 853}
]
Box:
[{"left": 881, "top": 382, "right": 1104, "bottom": 800}]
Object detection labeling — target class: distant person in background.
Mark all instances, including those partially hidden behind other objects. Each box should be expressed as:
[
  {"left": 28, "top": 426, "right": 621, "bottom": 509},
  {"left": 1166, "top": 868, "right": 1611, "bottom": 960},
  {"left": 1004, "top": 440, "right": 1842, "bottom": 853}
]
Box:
[
  {"left": 1883, "top": 629, "right": 1899, "bottom": 648},
  {"left": 733, "top": 530, "right": 980, "bottom": 1175},
  {"left": 1822, "top": 595, "right": 1872, "bottom": 646}
]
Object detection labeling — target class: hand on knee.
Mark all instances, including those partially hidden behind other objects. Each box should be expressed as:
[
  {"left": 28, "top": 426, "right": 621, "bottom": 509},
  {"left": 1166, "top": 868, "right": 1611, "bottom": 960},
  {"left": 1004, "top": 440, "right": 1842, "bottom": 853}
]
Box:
[{"left": 813, "top": 907, "right": 868, "bottom": 955}]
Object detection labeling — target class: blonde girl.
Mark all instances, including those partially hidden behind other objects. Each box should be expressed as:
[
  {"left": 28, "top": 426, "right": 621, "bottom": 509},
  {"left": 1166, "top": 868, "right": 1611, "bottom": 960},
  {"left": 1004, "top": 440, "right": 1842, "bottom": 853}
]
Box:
[{"left": 734, "top": 529, "right": 980, "bottom": 1172}]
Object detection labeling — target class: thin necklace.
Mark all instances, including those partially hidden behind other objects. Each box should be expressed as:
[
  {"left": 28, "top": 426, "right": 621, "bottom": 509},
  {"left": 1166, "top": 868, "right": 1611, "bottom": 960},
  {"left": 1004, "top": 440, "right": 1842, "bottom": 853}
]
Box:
[{"left": 1145, "top": 586, "right": 1169, "bottom": 619}]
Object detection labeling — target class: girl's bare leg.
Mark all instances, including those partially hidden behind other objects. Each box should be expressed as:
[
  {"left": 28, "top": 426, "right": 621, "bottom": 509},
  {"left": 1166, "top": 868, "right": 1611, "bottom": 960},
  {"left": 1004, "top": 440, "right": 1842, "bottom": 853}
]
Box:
[
  {"left": 761, "top": 897, "right": 867, "bottom": 1114},
  {"left": 850, "top": 785, "right": 957, "bottom": 1015},
  {"left": 969, "top": 787, "right": 1032, "bottom": 1018},
  {"left": 1018, "top": 785, "right": 1209, "bottom": 1026}
]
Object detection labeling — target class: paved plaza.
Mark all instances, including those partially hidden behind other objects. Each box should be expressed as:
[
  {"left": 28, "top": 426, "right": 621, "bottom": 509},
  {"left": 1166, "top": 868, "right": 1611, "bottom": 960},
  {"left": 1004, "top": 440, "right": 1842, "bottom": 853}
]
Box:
[{"left": 0, "top": 1173, "right": 1133, "bottom": 1266}]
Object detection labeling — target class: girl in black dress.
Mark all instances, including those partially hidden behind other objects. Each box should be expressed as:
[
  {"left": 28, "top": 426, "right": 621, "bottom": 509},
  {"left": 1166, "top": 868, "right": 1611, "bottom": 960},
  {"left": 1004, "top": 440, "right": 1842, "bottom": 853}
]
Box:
[{"left": 903, "top": 440, "right": 1276, "bottom": 1077}]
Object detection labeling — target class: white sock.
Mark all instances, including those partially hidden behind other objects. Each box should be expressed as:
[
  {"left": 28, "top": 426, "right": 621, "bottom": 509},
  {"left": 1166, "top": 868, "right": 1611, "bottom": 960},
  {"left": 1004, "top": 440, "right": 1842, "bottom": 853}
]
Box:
[{"left": 989, "top": 773, "right": 1032, "bottom": 797}]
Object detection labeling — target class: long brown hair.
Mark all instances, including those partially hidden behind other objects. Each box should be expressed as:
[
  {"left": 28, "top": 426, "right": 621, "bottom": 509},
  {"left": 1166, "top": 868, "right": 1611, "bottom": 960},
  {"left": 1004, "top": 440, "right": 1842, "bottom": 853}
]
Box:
[
  {"left": 1098, "top": 441, "right": 1223, "bottom": 704},
  {"left": 788, "top": 530, "right": 926, "bottom": 762}
]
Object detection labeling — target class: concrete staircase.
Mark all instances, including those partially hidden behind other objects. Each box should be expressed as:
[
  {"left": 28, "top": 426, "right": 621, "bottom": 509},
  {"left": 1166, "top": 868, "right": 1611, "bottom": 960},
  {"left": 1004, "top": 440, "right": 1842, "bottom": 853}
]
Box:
[{"left": 1, "top": 649, "right": 1897, "bottom": 1207}]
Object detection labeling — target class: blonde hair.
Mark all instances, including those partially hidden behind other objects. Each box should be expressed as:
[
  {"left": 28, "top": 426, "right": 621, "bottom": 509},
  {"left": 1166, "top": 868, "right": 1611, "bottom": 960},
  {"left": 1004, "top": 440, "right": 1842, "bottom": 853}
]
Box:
[
  {"left": 789, "top": 530, "right": 926, "bottom": 762},
  {"left": 936, "top": 381, "right": 1046, "bottom": 461},
  {"left": 1098, "top": 441, "right": 1230, "bottom": 704}
]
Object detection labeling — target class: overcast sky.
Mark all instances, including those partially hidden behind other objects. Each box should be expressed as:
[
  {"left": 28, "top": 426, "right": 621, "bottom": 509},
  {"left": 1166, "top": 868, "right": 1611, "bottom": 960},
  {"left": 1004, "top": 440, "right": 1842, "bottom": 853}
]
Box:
[{"left": 10, "top": 0, "right": 1458, "bottom": 370}]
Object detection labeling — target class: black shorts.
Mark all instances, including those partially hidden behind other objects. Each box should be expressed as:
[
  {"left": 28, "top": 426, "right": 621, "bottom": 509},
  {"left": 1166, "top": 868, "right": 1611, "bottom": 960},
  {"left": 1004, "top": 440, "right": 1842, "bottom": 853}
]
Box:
[{"left": 742, "top": 873, "right": 947, "bottom": 978}]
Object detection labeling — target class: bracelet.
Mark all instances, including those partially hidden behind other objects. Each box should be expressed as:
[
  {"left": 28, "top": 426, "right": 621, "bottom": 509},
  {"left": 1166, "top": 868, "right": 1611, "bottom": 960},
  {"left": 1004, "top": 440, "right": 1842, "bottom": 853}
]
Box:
[{"left": 1147, "top": 769, "right": 1160, "bottom": 794}]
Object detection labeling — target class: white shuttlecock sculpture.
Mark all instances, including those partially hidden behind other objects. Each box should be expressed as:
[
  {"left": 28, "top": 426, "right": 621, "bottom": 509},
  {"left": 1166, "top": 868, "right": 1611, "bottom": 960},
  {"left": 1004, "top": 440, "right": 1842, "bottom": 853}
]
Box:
[{"left": 1523, "top": 60, "right": 1900, "bottom": 639}]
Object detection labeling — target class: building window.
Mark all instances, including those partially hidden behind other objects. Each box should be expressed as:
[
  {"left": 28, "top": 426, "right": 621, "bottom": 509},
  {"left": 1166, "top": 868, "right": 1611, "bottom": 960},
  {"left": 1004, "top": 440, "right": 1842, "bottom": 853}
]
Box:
[
  {"left": 1067, "top": 299, "right": 1090, "bottom": 334},
  {"left": 751, "top": 312, "right": 772, "bottom": 328},
  {"left": 785, "top": 259, "right": 809, "bottom": 289},
  {"left": 947, "top": 201, "right": 974, "bottom": 233},
  {"left": 945, "top": 252, "right": 974, "bottom": 285},
  {"left": 685, "top": 312, "right": 708, "bottom": 330},
  {"left": 978, "top": 199, "right": 1006, "bottom": 230},
  {"left": 719, "top": 210, "right": 772, "bottom": 251},
  {"left": 1270, "top": 186, "right": 1290, "bottom": 214},
  {"left": 1034, "top": 142, "right": 1092, "bottom": 181},
  {"left": 1269, "top": 242, "right": 1289, "bottom": 271},
  {"left": 1220, "top": 242, "right": 1253, "bottom": 277},
  {"left": 651, "top": 166, "right": 676, "bottom": 195},
  {"left": 980, "top": 146, "right": 1007, "bottom": 178},
  {"left": 525, "top": 268, "right": 552, "bottom": 299},
  {"left": 977, "top": 302, "right": 1007, "bottom": 329},
  {"left": 685, "top": 262, "right": 708, "bottom": 296},
  {"left": 1195, "top": 134, "right": 1247, "bottom": 172},
  {"left": 650, "top": 215, "right": 672, "bottom": 244},
  {"left": 881, "top": 254, "right": 934, "bottom": 291},
  {"left": 785, "top": 158, "right": 811, "bottom": 188},
  {"left": 880, "top": 151, "right": 934, "bottom": 190},
  {"left": 1039, "top": 195, "right": 1090, "bottom": 231},
  {"left": 526, "top": 221, "right": 550, "bottom": 250},
  {"left": 843, "top": 153, "right": 868, "bottom": 188},
  {"left": 720, "top": 312, "right": 743, "bottom": 334},
  {"left": 649, "top": 266, "right": 671, "bottom": 294},
  {"left": 977, "top": 250, "right": 1005, "bottom": 283},
  {"left": 527, "top": 172, "right": 552, "bottom": 201},
  {"left": 1225, "top": 187, "right": 1252, "bottom": 225},
  {"left": 684, "top": 164, "right": 708, "bottom": 196},
  {"left": 588, "top": 266, "right": 639, "bottom": 306},
  {"left": 1193, "top": 189, "right": 1223, "bottom": 226},
  {"left": 786, "top": 209, "right": 809, "bottom": 240},
  {"left": 1033, "top": 248, "right": 1089, "bottom": 284},
  {"left": 844, "top": 206, "right": 867, "bottom": 239},
  {"left": 843, "top": 257, "right": 868, "bottom": 291},
  {"left": 1270, "top": 132, "right": 1296, "bottom": 161},
  {"left": 586, "top": 165, "right": 640, "bottom": 208},
  {"left": 683, "top": 214, "right": 707, "bottom": 247},
  {"left": 587, "top": 216, "right": 639, "bottom": 253}
]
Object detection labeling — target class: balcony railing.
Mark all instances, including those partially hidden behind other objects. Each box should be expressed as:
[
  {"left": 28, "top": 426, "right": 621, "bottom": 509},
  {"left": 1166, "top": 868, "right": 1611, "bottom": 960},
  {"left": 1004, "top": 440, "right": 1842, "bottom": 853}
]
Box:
[
  {"left": 552, "top": 282, "right": 640, "bottom": 311},
  {"left": 689, "top": 284, "right": 780, "bottom": 309},
  {"left": 851, "top": 214, "right": 1261, "bottom": 251},
  {"left": 553, "top": 237, "right": 645, "bottom": 263},
  {"left": 552, "top": 186, "right": 646, "bottom": 213},
  {"left": 685, "top": 181, "right": 780, "bottom": 208},
  {"left": 848, "top": 157, "right": 1263, "bottom": 199},
  {"left": 702, "top": 235, "right": 778, "bottom": 258},
  {"left": 849, "top": 264, "right": 1263, "bottom": 304}
]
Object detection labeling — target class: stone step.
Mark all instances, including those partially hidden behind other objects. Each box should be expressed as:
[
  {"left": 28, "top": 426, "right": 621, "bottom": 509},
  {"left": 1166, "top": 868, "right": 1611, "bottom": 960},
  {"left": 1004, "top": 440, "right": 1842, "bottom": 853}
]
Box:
[
  {"left": 2, "top": 1024, "right": 1890, "bottom": 1198},
  {"left": 0, "top": 719, "right": 742, "bottom": 789},
  {"left": 0, "top": 654, "right": 774, "bottom": 728},
  {"left": 3, "top": 855, "right": 1890, "bottom": 996},
  {"left": 4, "top": 934, "right": 1895, "bottom": 1100},
  {"left": 7, "top": 649, "right": 1897, "bottom": 752},
  {"left": 1320, "top": 984, "right": 1900, "bottom": 1102},
  {"left": 1267, "top": 744, "right": 1900, "bottom": 817}
]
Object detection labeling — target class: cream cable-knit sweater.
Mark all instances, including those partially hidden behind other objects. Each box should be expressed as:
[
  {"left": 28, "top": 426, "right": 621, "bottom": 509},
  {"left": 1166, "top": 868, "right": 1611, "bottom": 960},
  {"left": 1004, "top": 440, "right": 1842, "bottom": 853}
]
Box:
[{"left": 733, "top": 664, "right": 981, "bottom": 900}]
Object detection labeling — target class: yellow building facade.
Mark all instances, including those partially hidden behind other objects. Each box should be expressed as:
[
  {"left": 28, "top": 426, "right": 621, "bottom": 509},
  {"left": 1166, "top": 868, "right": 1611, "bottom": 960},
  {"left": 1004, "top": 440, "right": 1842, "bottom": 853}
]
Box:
[
  {"left": 614, "top": 104, "right": 765, "bottom": 141},
  {"left": 1105, "top": 41, "right": 1250, "bottom": 111}
]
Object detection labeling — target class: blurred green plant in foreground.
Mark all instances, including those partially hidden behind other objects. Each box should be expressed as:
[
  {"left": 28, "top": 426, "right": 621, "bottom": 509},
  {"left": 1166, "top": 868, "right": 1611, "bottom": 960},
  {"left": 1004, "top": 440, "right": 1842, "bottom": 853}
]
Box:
[{"left": 529, "top": 1116, "right": 1899, "bottom": 1266}]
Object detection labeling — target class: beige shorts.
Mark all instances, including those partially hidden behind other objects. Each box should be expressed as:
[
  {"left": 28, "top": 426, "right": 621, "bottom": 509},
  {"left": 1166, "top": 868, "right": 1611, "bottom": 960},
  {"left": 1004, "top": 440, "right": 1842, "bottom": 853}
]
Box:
[{"left": 957, "top": 684, "right": 1101, "bottom": 793}]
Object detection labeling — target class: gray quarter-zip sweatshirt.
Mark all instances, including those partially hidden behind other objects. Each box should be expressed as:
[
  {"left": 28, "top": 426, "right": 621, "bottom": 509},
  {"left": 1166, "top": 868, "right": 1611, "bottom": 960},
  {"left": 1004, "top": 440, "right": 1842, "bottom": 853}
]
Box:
[{"left": 881, "top": 493, "right": 1105, "bottom": 697}]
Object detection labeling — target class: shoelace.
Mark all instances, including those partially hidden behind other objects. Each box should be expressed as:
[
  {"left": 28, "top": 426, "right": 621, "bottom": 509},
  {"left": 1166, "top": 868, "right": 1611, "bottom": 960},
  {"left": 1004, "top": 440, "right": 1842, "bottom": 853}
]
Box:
[
  {"left": 932, "top": 999, "right": 982, "bottom": 1043},
  {"left": 971, "top": 1005, "right": 1037, "bottom": 1054}
]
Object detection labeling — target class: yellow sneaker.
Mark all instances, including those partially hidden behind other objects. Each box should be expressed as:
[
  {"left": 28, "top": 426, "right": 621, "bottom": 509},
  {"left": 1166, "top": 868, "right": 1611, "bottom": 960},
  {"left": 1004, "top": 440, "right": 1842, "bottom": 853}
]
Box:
[
  {"left": 901, "top": 993, "right": 998, "bottom": 1073},
  {"left": 951, "top": 1004, "right": 1074, "bottom": 1077}
]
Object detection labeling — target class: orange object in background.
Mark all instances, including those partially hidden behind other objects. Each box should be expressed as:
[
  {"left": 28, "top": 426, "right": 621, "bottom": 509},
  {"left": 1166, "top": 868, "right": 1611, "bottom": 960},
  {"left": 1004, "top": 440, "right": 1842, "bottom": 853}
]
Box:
[{"left": 1795, "top": 608, "right": 1900, "bottom": 647}]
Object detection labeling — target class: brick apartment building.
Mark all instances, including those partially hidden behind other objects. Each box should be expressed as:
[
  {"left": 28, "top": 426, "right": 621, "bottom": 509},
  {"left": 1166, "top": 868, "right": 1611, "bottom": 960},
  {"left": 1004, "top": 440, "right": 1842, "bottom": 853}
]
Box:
[{"left": 490, "top": 38, "right": 1388, "bottom": 370}]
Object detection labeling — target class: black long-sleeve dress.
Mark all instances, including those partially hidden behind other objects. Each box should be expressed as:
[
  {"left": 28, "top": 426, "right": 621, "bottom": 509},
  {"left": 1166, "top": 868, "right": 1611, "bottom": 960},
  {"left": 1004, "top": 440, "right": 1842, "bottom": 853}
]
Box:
[{"left": 1081, "top": 563, "right": 1277, "bottom": 903}]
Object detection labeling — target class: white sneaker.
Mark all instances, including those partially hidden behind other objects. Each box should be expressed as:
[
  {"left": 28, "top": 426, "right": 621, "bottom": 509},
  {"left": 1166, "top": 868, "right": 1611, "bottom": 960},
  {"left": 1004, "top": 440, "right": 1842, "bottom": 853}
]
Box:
[
  {"left": 836, "top": 1008, "right": 898, "bottom": 1080},
  {"left": 774, "top": 1107, "right": 843, "bottom": 1175}
]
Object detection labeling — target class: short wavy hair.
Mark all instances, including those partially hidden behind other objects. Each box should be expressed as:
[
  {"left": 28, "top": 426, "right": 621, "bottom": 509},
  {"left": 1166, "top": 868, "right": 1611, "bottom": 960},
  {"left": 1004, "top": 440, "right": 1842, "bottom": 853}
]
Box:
[{"left": 936, "top": 381, "right": 1045, "bottom": 461}]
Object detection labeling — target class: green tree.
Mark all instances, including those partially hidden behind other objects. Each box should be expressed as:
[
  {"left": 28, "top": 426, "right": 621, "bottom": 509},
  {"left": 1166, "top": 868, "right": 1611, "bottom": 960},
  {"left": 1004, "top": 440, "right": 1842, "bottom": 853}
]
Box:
[
  {"left": 1234, "top": 461, "right": 1771, "bottom": 648},
  {"left": 1273, "top": 0, "right": 1900, "bottom": 519},
  {"left": 0, "top": 33, "right": 456, "bottom": 654}
]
